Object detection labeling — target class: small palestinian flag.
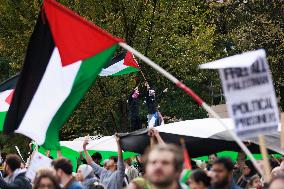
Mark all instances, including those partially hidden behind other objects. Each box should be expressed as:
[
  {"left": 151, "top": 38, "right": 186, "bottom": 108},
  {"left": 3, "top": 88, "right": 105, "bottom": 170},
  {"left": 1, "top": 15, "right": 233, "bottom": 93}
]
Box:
[
  {"left": 0, "top": 74, "right": 18, "bottom": 131},
  {"left": 3, "top": 0, "right": 121, "bottom": 149},
  {"left": 99, "top": 51, "right": 139, "bottom": 76}
]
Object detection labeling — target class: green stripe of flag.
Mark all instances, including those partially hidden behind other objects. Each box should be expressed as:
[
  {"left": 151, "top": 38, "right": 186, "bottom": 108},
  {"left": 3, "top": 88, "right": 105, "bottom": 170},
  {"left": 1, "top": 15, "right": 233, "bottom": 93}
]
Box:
[
  {"left": 0, "top": 112, "right": 6, "bottom": 131},
  {"left": 111, "top": 66, "right": 139, "bottom": 76}
]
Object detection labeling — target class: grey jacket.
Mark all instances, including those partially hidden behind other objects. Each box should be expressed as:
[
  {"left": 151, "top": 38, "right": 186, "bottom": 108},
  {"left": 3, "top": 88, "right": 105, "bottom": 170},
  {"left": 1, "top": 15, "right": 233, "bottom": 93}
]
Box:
[{"left": 91, "top": 157, "right": 125, "bottom": 189}]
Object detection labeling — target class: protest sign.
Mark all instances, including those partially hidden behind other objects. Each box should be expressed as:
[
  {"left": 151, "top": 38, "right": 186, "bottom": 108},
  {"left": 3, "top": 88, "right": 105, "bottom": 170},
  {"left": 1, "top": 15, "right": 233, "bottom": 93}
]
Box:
[
  {"left": 26, "top": 152, "right": 52, "bottom": 182},
  {"left": 200, "top": 49, "right": 279, "bottom": 138},
  {"left": 218, "top": 51, "right": 279, "bottom": 138}
]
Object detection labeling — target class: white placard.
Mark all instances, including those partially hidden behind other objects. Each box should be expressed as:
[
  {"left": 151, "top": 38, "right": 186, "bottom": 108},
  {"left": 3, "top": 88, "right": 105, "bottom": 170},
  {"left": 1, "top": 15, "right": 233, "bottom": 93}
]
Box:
[
  {"left": 26, "top": 152, "right": 52, "bottom": 182},
  {"left": 219, "top": 55, "right": 279, "bottom": 138}
]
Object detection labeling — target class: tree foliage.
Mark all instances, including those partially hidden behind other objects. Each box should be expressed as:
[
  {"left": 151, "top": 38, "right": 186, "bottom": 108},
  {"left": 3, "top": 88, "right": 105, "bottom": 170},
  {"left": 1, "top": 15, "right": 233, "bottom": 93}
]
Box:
[{"left": 0, "top": 0, "right": 283, "bottom": 152}]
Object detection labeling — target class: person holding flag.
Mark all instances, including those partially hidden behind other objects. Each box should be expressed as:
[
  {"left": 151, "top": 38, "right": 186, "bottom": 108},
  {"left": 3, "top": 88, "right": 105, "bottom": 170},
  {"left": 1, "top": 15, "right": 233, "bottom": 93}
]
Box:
[
  {"left": 144, "top": 82, "right": 167, "bottom": 128},
  {"left": 128, "top": 86, "right": 141, "bottom": 131}
]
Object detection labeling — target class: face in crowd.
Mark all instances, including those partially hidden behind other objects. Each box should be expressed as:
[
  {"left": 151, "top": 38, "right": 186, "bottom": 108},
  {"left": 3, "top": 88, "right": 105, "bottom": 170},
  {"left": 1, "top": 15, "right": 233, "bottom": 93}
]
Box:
[
  {"left": 106, "top": 157, "right": 117, "bottom": 171},
  {"left": 34, "top": 173, "right": 61, "bottom": 189},
  {"left": 269, "top": 175, "right": 284, "bottom": 189},
  {"left": 211, "top": 158, "right": 233, "bottom": 188},
  {"left": 145, "top": 144, "right": 183, "bottom": 188},
  {"left": 236, "top": 152, "right": 246, "bottom": 169},
  {"left": 36, "top": 177, "right": 56, "bottom": 189},
  {"left": 208, "top": 154, "right": 217, "bottom": 165}
]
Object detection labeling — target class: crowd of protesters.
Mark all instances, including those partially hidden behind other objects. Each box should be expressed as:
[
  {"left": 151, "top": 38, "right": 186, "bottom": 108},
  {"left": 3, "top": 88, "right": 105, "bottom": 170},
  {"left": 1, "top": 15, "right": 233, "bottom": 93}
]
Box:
[{"left": 0, "top": 129, "right": 284, "bottom": 189}]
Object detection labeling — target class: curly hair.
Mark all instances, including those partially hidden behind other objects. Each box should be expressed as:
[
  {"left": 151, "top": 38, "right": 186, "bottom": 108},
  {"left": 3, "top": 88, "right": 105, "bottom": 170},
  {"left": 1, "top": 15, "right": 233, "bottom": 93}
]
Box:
[{"left": 33, "top": 172, "right": 61, "bottom": 189}]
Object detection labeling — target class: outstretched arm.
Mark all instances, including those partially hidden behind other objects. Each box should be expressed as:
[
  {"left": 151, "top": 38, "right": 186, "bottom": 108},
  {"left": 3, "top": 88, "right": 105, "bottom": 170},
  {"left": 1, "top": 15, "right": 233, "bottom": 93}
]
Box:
[
  {"left": 115, "top": 134, "right": 125, "bottom": 185},
  {"left": 83, "top": 140, "right": 94, "bottom": 165},
  {"left": 153, "top": 129, "right": 165, "bottom": 144},
  {"left": 83, "top": 139, "right": 106, "bottom": 176}
]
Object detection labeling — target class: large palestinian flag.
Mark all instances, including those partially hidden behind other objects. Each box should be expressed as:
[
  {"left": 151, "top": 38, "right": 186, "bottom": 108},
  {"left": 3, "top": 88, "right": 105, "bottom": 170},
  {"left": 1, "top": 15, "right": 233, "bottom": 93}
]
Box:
[
  {"left": 3, "top": 0, "right": 121, "bottom": 149},
  {"left": 0, "top": 74, "right": 18, "bottom": 131},
  {"left": 99, "top": 51, "right": 139, "bottom": 76}
]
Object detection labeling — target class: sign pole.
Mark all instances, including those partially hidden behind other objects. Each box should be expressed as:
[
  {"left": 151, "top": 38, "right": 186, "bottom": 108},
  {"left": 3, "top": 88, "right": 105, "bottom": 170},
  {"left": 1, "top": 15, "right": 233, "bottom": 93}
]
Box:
[
  {"left": 281, "top": 113, "right": 284, "bottom": 149},
  {"left": 258, "top": 135, "right": 271, "bottom": 182},
  {"left": 119, "top": 42, "right": 263, "bottom": 175}
]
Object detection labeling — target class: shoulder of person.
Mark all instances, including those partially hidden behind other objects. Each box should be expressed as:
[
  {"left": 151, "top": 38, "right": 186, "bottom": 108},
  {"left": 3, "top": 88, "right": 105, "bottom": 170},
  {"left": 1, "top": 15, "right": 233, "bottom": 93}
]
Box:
[
  {"left": 69, "top": 180, "right": 84, "bottom": 189},
  {"left": 14, "top": 172, "right": 32, "bottom": 189}
]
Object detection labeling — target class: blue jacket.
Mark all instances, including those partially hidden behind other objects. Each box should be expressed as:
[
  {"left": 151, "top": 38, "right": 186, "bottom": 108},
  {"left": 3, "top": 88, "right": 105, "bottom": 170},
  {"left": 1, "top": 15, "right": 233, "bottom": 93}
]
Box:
[{"left": 67, "top": 180, "right": 85, "bottom": 189}]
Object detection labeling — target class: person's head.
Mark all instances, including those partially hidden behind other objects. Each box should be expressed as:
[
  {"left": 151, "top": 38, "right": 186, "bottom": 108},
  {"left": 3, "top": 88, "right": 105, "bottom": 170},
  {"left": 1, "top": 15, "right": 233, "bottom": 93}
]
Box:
[
  {"left": 107, "top": 156, "right": 118, "bottom": 171},
  {"left": 243, "top": 160, "right": 257, "bottom": 177},
  {"left": 149, "top": 89, "right": 155, "bottom": 97},
  {"left": 237, "top": 152, "right": 246, "bottom": 169},
  {"left": 34, "top": 168, "right": 55, "bottom": 183},
  {"left": 271, "top": 166, "right": 284, "bottom": 177},
  {"left": 269, "top": 174, "right": 284, "bottom": 189},
  {"left": 51, "top": 158, "right": 73, "bottom": 182},
  {"left": 76, "top": 164, "right": 93, "bottom": 181},
  {"left": 189, "top": 169, "right": 211, "bottom": 189},
  {"left": 211, "top": 157, "right": 234, "bottom": 188},
  {"left": 3, "top": 154, "right": 21, "bottom": 176},
  {"left": 103, "top": 159, "right": 110, "bottom": 170},
  {"left": 89, "top": 181, "right": 105, "bottom": 189},
  {"left": 208, "top": 154, "right": 217, "bottom": 165},
  {"left": 91, "top": 152, "right": 102, "bottom": 165},
  {"left": 145, "top": 144, "right": 184, "bottom": 188},
  {"left": 247, "top": 175, "right": 262, "bottom": 189},
  {"left": 132, "top": 89, "right": 140, "bottom": 99},
  {"left": 125, "top": 158, "right": 132, "bottom": 167},
  {"left": 33, "top": 172, "right": 61, "bottom": 189}
]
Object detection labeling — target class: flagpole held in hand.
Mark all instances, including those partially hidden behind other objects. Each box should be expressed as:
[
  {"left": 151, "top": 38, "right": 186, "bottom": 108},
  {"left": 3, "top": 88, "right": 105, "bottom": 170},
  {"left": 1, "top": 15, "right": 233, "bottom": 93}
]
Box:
[{"left": 119, "top": 42, "right": 263, "bottom": 176}]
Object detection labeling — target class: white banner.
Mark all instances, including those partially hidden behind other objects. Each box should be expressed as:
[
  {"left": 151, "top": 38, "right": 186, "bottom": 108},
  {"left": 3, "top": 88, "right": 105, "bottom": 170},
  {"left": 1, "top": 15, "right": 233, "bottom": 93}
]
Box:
[
  {"left": 26, "top": 152, "right": 52, "bottom": 182},
  {"left": 219, "top": 54, "right": 279, "bottom": 138}
]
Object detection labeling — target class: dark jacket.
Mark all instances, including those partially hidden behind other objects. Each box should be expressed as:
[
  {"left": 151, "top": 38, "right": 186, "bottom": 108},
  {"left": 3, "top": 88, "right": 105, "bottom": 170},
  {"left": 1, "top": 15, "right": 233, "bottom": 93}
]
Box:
[
  {"left": 209, "top": 181, "right": 242, "bottom": 189},
  {"left": 128, "top": 94, "right": 140, "bottom": 117},
  {"left": 0, "top": 172, "right": 32, "bottom": 189}
]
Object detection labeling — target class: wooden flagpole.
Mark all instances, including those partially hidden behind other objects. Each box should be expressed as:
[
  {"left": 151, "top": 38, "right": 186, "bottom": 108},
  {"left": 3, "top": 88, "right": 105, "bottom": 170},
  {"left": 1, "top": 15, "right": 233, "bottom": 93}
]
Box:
[
  {"left": 119, "top": 42, "right": 263, "bottom": 175},
  {"left": 281, "top": 113, "right": 284, "bottom": 149},
  {"left": 258, "top": 135, "right": 271, "bottom": 182}
]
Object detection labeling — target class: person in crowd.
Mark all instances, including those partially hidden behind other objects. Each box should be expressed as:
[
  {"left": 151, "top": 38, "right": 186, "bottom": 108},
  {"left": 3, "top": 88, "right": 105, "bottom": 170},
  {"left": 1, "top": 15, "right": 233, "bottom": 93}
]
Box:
[
  {"left": 237, "top": 160, "right": 258, "bottom": 188},
  {"left": 233, "top": 152, "right": 246, "bottom": 182},
  {"left": 52, "top": 158, "right": 84, "bottom": 189},
  {"left": 125, "top": 158, "right": 139, "bottom": 182},
  {"left": 271, "top": 161, "right": 284, "bottom": 177},
  {"left": 33, "top": 172, "right": 61, "bottom": 189},
  {"left": 89, "top": 180, "right": 105, "bottom": 189},
  {"left": 210, "top": 157, "right": 241, "bottom": 189},
  {"left": 268, "top": 174, "right": 284, "bottom": 189},
  {"left": 188, "top": 169, "right": 211, "bottom": 189},
  {"left": 148, "top": 128, "right": 165, "bottom": 148},
  {"left": 0, "top": 154, "right": 32, "bottom": 189},
  {"left": 103, "top": 159, "right": 110, "bottom": 170},
  {"left": 144, "top": 82, "right": 157, "bottom": 127},
  {"left": 76, "top": 164, "right": 98, "bottom": 189},
  {"left": 128, "top": 87, "right": 141, "bottom": 131},
  {"left": 91, "top": 153, "right": 102, "bottom": 166},
  {"left": 128, "top": 144, "right": 185, "bottom": 189},
  {"left": 207, "top": 154, "right": 218, "bottom": 171},
  {"left": 83, "top": 134, "right": 125, "bottom": 189},
  {"left": 34, "top": 168, "right": 55, "bottom": 184},
  {"left": 246, "top": 174, "right": 262, "bottom": 189}
]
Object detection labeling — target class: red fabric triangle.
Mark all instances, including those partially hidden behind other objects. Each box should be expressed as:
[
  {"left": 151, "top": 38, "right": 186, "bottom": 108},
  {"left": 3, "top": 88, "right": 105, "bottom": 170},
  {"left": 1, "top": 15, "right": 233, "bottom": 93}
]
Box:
[
  {"left": 44, "top": 0, "right": 123, "bottom": 66},
  {"left": 123, "top": 51, "right": 140, "bottom": 68},
  {"left": 5, "top": 90, "right": 14, "bottom": 105},
  {"left": 183, "top": 146, "right": 192, "bottom": 170}
]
